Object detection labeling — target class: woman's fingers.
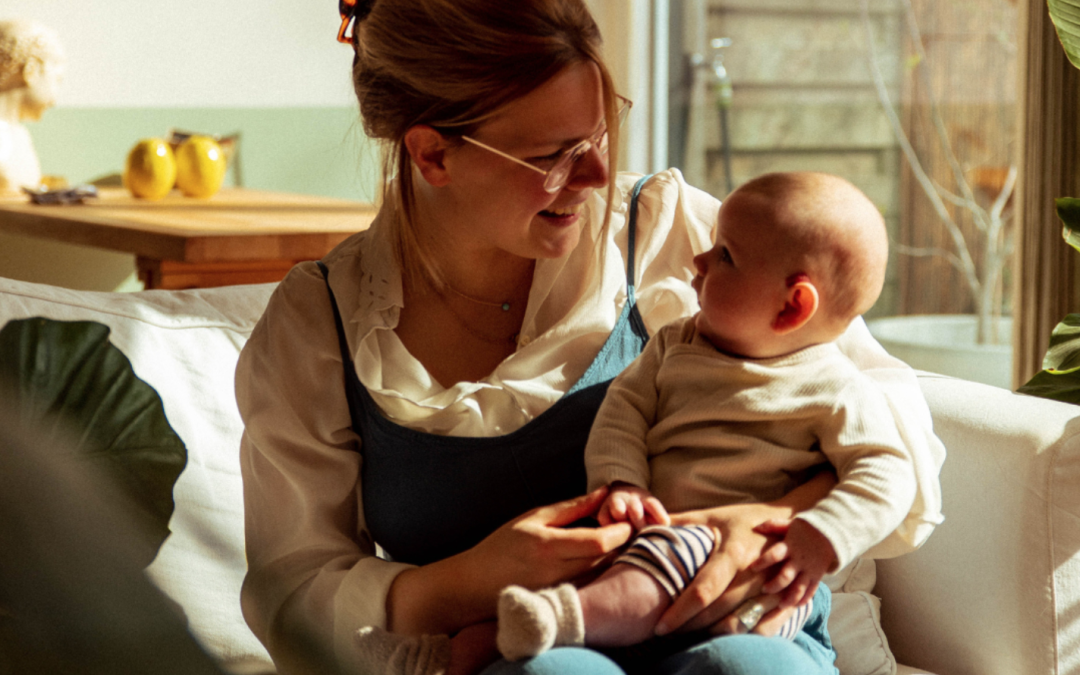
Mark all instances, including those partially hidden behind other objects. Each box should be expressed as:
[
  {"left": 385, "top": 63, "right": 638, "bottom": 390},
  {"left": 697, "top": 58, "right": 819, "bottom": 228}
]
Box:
[
  {"left": 549, "top": 520, "right": 632, "bottom": 557},
  {"left": 709, "top": 594, "right": 784, "bottom": 636},
  {"left": 539, "top": 486, "right": 610, "bottom": 526},
  {"left": 655, "top": 552, "right": 741, "bottom": 635}
]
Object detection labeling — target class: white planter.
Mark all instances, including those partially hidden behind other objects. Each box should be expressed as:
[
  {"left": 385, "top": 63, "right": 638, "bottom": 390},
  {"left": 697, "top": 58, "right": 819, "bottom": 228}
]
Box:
[{"left": 866, "top": 314, "right": 1013, "bottom": 390}]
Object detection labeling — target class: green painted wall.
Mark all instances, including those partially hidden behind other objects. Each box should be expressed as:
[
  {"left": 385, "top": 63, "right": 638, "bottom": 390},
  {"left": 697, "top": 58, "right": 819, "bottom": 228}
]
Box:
[{"left": 2, "top": 107, "right": 381, "bottom": 291}]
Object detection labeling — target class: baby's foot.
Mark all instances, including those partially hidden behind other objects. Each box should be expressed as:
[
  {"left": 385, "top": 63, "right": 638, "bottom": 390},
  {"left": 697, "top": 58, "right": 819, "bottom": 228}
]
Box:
[
  {"left": 354, "top": 625, "right": 450, "bottom": 675},
  {"left": 496, "top": 583, "right": 584, "bottom": 660}
]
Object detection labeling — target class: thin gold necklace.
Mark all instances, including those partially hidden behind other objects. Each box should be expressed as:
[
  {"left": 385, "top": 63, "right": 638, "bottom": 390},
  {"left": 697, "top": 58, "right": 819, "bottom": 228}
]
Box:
[
  {"left": 440, "top": 296, "right": 520, "bottom": 345},
  {"left": 443, "top": 282, "right": 512, "bottom": 312}
]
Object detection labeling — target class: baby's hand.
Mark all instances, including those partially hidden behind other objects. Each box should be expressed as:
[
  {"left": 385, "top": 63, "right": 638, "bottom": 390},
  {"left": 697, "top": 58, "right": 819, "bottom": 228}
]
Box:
[
  {"left": 750, "top": 519, "right": 836, "bottom": 608},
  {"left": 597, "top": 483, "right": 670, "bottom": 530}
]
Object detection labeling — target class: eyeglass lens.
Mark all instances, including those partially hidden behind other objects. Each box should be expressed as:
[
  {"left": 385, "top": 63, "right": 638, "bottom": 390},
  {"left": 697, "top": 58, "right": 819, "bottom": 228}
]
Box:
[{"left": 541, "top": 99, "right": 630, "bottom": 192}]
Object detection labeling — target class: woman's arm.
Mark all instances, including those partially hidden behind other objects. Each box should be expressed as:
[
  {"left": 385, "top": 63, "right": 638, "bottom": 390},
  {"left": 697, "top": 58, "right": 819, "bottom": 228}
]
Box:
[
  {"left": 656, "top": 469, "right": 837, "bottom": 635},
  {"left": 386, "top": 487, "right": 631, "bottom": 635}
]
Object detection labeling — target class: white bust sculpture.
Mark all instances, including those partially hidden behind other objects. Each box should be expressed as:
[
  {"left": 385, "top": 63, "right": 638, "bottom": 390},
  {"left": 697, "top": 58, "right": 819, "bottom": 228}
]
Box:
[{"left": 0, "top": 20, "right": 65, "bottom": 195}]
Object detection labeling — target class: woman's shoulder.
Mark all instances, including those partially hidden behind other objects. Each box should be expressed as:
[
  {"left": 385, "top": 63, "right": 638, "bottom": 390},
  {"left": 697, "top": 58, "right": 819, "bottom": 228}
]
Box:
[
  {"left": 257, "top": 224, "right": 392, "bottom": 336},
  {"left": 615, "top": 169, "right": 721, "bottom": 215},
  {"left": 608, "top": 169, "right": 719, "bottom": 246}
]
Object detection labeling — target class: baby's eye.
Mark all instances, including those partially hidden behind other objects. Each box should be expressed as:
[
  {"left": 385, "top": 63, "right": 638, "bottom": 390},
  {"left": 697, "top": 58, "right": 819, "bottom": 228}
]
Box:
[{"left": 718, "top": 246, "right": 733, "bottom": 264}]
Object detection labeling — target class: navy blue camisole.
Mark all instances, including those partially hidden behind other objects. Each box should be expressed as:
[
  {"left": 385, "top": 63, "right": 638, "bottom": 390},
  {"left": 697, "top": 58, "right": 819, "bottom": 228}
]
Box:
[{"left": 318, "top": 176, "right": 654, "bottom": 567}]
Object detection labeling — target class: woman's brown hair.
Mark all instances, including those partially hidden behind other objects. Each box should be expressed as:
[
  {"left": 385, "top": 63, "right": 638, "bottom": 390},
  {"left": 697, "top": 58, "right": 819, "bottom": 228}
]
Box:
[{"left": 350, "top": 0, "right": 620, "bottom": 287}]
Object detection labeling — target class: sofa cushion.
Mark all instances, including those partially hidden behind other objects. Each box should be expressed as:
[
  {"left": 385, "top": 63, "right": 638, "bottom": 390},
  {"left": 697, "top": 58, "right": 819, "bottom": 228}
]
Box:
[
  {"left": 0, "top": 276, "right": 277, "bottom": 674},
  {"left": 877, "top": 373, "right": 1080, "bottom": 675}
]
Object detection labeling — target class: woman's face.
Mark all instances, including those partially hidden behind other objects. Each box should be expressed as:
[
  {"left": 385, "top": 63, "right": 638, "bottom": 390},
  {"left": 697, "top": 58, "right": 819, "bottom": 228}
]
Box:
[{"left": 441, "top": 60, "right": 609, "bottom": 262}]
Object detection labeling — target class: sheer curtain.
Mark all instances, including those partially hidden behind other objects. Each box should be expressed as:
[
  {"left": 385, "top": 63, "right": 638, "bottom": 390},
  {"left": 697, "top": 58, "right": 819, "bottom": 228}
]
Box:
[{"left": 1014, "top": 0, "right": 1080, "bottom": 385}]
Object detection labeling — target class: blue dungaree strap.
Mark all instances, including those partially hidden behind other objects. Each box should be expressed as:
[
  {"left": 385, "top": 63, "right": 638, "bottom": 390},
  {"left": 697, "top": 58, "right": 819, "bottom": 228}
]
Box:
[{"left": 317, "top": 174, "right": 654, "bottom": 567}]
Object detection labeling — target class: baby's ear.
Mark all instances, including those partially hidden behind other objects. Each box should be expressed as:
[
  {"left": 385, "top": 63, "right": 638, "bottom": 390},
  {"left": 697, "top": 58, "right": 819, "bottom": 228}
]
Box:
[
  {"left": 403, "top": 125, "right": 451, "bottom": 187},
  {"left": 772, "top": 274, "right": 819, "bottom": 334}
]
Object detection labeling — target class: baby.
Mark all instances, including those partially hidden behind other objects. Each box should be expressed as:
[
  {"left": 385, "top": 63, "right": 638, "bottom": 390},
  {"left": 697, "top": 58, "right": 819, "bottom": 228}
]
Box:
[{"left": 494, "top": 171, "right": 918, "bottom": 661}]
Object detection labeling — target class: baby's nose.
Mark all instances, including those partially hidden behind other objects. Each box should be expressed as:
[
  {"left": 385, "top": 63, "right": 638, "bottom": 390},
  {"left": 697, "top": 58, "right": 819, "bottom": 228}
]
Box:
[{"left": 692, "top": 251, "right": 707, "bottom": 275}]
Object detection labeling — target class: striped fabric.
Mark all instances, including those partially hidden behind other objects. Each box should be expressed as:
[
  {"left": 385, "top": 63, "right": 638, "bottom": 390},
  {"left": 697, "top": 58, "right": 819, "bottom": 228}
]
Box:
[
  {"left": 615, "top": 524, "right": 716, "bottom": 598},
  {"left": 613, "top": 524, "right": 812, "bottom": 641}
]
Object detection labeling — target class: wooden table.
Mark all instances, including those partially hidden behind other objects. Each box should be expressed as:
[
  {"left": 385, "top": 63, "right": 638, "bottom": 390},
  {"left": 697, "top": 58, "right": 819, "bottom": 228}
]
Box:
[{"left": 0, "top": 187, "right": 377, "bottom": 289}]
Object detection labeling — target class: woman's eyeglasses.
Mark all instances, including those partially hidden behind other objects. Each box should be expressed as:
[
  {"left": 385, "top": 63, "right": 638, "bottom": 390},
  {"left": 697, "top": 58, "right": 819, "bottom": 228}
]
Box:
[{"left": 461, "top": 96, "right": 633, "bottom": 194}]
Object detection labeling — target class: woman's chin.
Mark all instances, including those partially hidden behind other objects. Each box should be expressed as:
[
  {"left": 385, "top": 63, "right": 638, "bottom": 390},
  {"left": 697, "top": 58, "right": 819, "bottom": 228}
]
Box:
[{"left": 530, "top": 221, "right": 582, "bottom": 259}]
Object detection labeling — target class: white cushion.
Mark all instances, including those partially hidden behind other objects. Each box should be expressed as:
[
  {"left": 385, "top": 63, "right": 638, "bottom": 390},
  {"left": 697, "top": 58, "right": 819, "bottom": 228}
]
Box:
[
  {"left": 0, "top": 276, "right": 277, "bottom": 673},
  {"left": 877, "top": 373, "right": 1080, "bottom": 675},
  {"left": 825, "top": 558, "right": 897, "bottom": 675}
]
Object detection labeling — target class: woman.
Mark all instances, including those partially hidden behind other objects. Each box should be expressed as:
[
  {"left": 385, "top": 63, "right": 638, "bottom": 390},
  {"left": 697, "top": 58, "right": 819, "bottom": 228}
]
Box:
[{"left": 236, "top": 1, "right": 944, "bottom": 674}]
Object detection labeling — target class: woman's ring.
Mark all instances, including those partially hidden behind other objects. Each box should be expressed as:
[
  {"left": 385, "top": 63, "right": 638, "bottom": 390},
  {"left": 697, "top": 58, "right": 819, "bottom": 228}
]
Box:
[{"left": 734, "top": 599, "right": 767, "bottom": 631}]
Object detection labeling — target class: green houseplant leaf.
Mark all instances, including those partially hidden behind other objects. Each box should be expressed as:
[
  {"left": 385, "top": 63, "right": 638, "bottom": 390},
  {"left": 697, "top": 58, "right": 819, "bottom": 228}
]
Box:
[
  {"left": 1058, "top": 197, "right": 1080, "bottom": 252},
  {"left": 1018, "top": 313, "right": 1080, "bottom": 403},
  {"left": 1050, "top": 0, "right": 1080, "bottom": 70},
  {"left": 0, "top": 318, "right": 186, "bottom": 567}
]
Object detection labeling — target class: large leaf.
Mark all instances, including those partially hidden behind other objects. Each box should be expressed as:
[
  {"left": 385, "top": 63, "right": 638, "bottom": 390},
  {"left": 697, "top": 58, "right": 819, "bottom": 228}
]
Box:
[
  {"left": 0, "top": 318, "right": 186, "bottom": 567},
  {"left": 1058, "top": 197, "right": 1080, "bottom": 252},
  {"left": 1018, "top": 314, "right": 1080, "bottom": 404},
  {"left": 1050, "top": 0, "right": 1080, "bottom": 70}
]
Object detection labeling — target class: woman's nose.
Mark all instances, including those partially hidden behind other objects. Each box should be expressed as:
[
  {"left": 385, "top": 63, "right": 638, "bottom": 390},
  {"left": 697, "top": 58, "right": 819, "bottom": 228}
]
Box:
[{"left": 564, "top": 143, "right": 609, "bottom": 191}]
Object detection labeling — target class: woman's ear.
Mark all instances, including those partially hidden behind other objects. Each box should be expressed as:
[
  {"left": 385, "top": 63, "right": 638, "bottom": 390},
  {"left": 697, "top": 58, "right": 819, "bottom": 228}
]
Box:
[
  {"left": 403, "top": 125, "right": 451, "bottom": 187},
  {"left": 772, "top": 276, "right": 819, "bottom": 334}
]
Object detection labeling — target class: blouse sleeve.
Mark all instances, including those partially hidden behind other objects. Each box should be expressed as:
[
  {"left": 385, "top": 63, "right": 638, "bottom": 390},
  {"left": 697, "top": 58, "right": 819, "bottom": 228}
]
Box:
[
  {"left": 622, "top": 169, "right": 717, "bottom": 335},
  {"left": 835, "top": 317, "right": 947, "bottom": 557},
  {"left": 236, "top": 262, "right": 413, "bottom": 674}
]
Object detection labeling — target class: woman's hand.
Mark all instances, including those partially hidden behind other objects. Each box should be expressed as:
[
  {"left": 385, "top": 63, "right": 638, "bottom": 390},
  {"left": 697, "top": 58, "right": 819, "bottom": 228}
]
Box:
[
  {"left": 469, "top": 486, "right": 634, "bottom": 590},
  {"left": 388, "top": 487, "right": 632, "bottom": 635},
  {"left": 654, "top": 469, "right": 837, "bottom": 637},
  {"left": 654, "top": 501, "right": 788, "bottom": 635}
]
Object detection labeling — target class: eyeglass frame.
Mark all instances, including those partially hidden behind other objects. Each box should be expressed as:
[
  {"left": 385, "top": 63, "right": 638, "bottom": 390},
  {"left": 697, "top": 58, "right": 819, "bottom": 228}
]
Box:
[{"left": 459, "top": 96, "right": 632, "bottom": 194}]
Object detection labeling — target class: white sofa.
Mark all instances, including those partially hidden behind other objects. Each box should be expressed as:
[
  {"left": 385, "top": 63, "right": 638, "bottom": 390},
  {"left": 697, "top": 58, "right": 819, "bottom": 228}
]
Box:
[{"left": 1, "top": 274, "right": 1076, "bottom": 675}]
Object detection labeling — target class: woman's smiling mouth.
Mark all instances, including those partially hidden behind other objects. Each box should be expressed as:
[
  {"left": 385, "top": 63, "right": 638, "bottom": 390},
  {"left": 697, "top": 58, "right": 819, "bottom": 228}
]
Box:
[{"left": 539, "top": 202, "right": 584, "bottom": 219}]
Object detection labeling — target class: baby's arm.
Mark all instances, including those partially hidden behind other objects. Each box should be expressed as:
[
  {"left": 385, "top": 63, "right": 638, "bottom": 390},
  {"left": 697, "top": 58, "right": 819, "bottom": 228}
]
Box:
[
  {"left": 750, "top": 519, "right": 836, "bottom": 607},
  {"left": 750, "top": 373, "right": 918, "bottom": 607},
  {"left": 597, "top": 482, "right": 671, "bottom": 529}
]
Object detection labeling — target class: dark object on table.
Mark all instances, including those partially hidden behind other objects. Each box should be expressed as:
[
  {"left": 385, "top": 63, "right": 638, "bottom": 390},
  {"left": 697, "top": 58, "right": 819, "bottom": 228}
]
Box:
[{"left": 23, "top": 184, "right": 99, "bottom": 205}]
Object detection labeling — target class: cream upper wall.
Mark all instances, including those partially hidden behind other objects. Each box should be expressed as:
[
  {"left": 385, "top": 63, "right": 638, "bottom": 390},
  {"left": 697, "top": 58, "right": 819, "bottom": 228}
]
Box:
[
  {"left": 4, "top": 1, "right": 643, "bottom": 113},
  {"left": 3, "top": 0, "right": 356, "bottom": 107}
]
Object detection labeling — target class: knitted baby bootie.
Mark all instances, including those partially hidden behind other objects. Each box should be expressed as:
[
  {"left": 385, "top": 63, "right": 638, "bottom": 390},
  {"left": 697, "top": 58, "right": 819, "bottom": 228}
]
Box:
[
  {"left": 354, "top": 625, "right": 450, "bottom": 675},
  {"left": 496, "top": 583, "right": 584, "bottom": 661}
]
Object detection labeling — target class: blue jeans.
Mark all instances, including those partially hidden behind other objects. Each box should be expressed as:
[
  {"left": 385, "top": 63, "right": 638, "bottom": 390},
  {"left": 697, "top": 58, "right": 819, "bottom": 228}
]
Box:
[{"left": 479, "top": 586, "right": 837, "bottom": 675}]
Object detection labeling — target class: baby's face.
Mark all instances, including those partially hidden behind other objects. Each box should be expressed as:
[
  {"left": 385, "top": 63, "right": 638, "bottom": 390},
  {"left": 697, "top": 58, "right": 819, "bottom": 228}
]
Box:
[{"left": 691, "top": 202, "right": 790, "bottom": 358}]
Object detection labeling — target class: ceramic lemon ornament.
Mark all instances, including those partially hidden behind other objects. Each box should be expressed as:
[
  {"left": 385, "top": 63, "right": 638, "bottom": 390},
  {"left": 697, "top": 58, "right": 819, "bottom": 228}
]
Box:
[
  {"left": 123, "top": 138, "right": 177, "bottom": 200},
  {"left": 174, "top": 136, "right": 227, "bottom": 198}
]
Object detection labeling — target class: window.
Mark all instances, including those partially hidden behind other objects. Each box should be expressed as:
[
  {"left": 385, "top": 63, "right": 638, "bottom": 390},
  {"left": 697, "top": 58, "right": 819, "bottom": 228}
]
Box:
[{"left": 661, "top": 0, "right": 1022, "bottom": 386}]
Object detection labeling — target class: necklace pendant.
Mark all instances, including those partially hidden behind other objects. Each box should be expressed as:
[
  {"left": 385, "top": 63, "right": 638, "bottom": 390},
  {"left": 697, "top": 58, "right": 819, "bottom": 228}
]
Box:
[{"left": 501, "top": 302, "right": 511, "bottom": 312}]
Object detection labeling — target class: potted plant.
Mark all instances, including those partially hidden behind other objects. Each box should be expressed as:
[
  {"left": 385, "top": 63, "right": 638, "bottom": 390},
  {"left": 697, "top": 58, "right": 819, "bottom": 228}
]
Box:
[
  {"left": 858, "top": 0, "right": 1017, "bottom": 389},
  {"left": 1013, "top": 0, "right": 1080, "bottom": 402}
]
